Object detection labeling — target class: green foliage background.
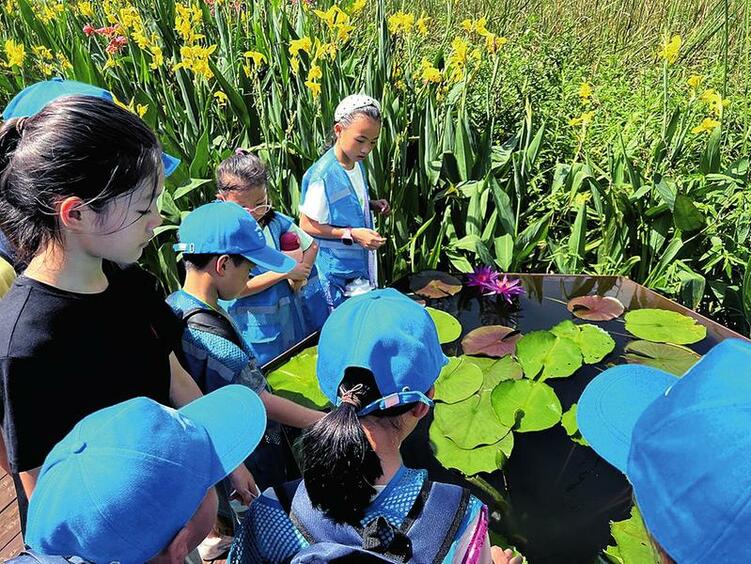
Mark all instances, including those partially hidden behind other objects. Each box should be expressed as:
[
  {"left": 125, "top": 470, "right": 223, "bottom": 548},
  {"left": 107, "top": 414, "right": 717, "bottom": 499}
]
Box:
[{"left": 1, "top": 0, "right": 750, "bottom": 333}]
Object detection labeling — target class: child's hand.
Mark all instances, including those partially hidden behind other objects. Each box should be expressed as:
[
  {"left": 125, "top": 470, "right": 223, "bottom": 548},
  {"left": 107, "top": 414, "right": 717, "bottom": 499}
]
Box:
[
  {"left": 287, "top": 261, "right": 312, "bottom": 281},
  {"left": 228, "top": 464, "right": 259, "bottom": 506},
  {"left": 370, "top": 199, "right": 391, "bottom": 215},
  {"left": 491, "top": 547, "right": 523, "bottom": 564},
  {"left": 289, "top": 279, "right": 306, "bottom": 293},
  {"left": 352, "top": 228, "right": 386, "bottom": 250}
]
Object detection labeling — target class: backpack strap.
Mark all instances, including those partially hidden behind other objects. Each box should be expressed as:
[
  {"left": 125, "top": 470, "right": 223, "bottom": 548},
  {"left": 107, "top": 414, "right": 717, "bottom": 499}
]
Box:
[
  {"left": 274, "top": 478, "right": 303, "bottom": 515},
  {"left": 401, "top": 481, "right": 471, "bottom": 564},
  {"left": 182, "top": 308, "right": 244, "bottom": 349}
]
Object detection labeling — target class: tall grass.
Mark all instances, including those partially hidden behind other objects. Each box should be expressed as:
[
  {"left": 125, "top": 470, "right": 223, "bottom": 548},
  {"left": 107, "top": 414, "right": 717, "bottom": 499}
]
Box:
[{"left": 0, "top": 0, "right": 749, "bottom": 333}]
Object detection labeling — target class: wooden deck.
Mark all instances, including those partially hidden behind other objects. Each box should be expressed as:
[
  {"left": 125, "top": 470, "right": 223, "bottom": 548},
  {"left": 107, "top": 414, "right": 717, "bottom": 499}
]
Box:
[{"left": 0, "top": 470, "right": 23, "bottom": 559}]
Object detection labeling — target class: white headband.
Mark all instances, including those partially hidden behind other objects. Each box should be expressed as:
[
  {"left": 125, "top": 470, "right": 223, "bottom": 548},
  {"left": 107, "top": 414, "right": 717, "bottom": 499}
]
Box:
[{"left": 334, "top": 94, "right": 381, "bottom": 122}]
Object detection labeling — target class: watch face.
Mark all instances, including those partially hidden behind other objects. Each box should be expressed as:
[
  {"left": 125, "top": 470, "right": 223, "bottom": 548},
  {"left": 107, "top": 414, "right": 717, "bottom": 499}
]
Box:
[{"left": 343, "top": 237, "right": 353, "bottom": 246}]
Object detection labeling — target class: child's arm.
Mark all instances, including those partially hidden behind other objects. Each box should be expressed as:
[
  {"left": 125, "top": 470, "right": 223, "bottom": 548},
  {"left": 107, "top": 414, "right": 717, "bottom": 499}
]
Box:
[
  {"left": 302, "top": 240, "right": 319, "bottom": 266},
  {"left": 236, "top": 264, "right": 312, "bottom": 298},
  {"left": 300, "top": 214, "right": 386, "bottom": 250},
  {"left": 259, "top": 390, "right": 324, "bottom": 428}
]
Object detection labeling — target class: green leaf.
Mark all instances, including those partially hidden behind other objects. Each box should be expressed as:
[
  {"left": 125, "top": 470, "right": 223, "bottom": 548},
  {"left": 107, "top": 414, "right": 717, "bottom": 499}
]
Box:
[
  {"left": 700, "top": 125, "right": 722, "bottom": 174},
  {"left": 673, "top": 194, "right": 705, "bottom": 233},
  {"left": 470, "top": 356, "right": 525, "bottom": 391},
  {"left": 491, "top": 379, "right": 562, "bottom": 432},
  {"left": 434, "top": 357, "right": 484, "bottom": 404},
  {"left": 189, "top": 128, "right": 211, "bottom": 179},
  {"left": 426, "top": 307, "right": 462, "bottom": 344},
  {"left": 494, "top": 233, "right": 515, "bottom": 271},
  {"left": 515, "top": 330, "right": 582, "bottom": 380},
  {"left": 623, "top": 341, "right": 701, "bottom": 376},
  {"left": 266, "top": 347, "right": 330, "bottom": 410},
  {"left": 561, "top": 404, "right": 588, "bottom": 446},
  {"left": 434, "top": 392, "right": 512, "bottom": 448},
  {"left": 429, "top": 422, "right": 513, "bottom": 475},
  {"left": 551, "top": 321, "right": 616, "bottom": 364},
  {"left": 604, "top": 505, "right": 660, "bottom": 564},
  {"left": 742, "top": 256, "right": 751, "bottom": 329},
  {"left": 624, "top": 309, "right": 707, "bottom": 345},
  {"left": 173, "top": 178, "right": 213, "bottom": 200}
]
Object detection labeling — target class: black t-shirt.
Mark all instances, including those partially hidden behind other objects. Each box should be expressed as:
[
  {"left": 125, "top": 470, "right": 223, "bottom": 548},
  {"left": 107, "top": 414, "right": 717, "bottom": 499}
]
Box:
[{"left": 0, "top": 264, "right": 180, "bottom": 473}]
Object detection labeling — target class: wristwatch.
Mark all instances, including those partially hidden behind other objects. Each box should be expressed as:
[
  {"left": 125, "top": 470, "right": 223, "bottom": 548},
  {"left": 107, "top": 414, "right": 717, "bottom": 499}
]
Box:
[{"left": 341, "top": 227, "right": 354, "bottom": 246}]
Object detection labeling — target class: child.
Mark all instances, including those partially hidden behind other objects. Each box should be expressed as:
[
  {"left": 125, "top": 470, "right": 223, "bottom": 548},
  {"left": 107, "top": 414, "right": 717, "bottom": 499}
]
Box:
[
  {"left": 167, "top": 201, "right": 323, "bottom": 484},
  {"left": 9, "top": 386, "right": 266, "bottom": 563},
  {"left": 215, "top": 149, "right": 329, "bottom": 365},
  {"left": 0, "top": 79, "right": 254, "bottom": 522},
  {"left": 230, "top": 289, "right": 521, "bottom": 564},
  {"left": 299, "top": 94, "right": 391, "bottom": 308},
  {"left": 578, "top": 338, "right": 751, "bottom": 564}
]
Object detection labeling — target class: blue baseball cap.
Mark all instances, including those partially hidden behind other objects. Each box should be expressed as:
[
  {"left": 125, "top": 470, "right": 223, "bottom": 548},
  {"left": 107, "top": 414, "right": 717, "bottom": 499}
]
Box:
[
  {"left": 577, "top": 338, "right": 751, "bottom": 564},
  {"left": 25, "top": 385, "right": 266, "bottom": 563},
  {"left": 317, "top": 288, "right": 449, "bottom": 416},
  {"left": 174, "top": 201, "right": 296, "bottom": 273},
  {"left": 2, "top": 77, "right": 181, "bottom": 176}
]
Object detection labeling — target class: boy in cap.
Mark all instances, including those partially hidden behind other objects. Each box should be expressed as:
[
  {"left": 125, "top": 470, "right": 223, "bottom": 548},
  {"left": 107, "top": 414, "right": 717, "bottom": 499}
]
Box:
[
  {"left": 8, "top": 385, "right": 267, "bottom": 563},
  {"left": 167, "top": 201, "right": 323, "bottom": 557},
  {"left": 578, "top": 338, "right": 751, "bottom": 563}
]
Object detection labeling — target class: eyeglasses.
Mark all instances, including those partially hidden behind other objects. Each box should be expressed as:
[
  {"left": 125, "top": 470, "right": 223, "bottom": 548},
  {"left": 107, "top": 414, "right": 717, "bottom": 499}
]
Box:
[{"left": 243, "top": 196, "right": 272, "bottom": 216}]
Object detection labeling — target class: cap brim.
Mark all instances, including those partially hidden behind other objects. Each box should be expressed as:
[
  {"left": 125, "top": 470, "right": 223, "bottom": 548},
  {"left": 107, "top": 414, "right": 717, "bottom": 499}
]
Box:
[
  {"left": 179, "top": 385, "right": 267, "bottom": 484},
  {"left": 162, "top": 153, "right": 180, "bottom": 177},
  {"left": 577, "top": 364, "right": 677, "bottom": 472},
  {"left": 242, "top": 245, "right": 296, "bottom": 274}
]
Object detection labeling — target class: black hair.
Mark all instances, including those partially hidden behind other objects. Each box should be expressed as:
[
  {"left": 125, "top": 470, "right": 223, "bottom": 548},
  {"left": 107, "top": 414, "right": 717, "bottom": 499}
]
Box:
[
  {"left": 182, "top": 253, "right": 246, "bottom": 270},
  {"left": 0, "top": 95, "right": 163, "bottom": 264},
  {"left": 301, "top": 367, "right": 416, "bottom": 526},
  {"left": 327, "top": 104, "right": 382, "bottom": 150},
  {"left": 215, "top": 149, "right": 275, "bottom": 227}
]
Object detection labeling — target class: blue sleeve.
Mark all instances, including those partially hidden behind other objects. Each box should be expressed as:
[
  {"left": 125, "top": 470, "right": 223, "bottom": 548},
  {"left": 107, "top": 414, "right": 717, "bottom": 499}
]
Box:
[
  {"left": 229, "top": 493, "right": 307, "bottom": 563},
  {"left": 181, "top": 327, "right": 267, "bottom": 395}
]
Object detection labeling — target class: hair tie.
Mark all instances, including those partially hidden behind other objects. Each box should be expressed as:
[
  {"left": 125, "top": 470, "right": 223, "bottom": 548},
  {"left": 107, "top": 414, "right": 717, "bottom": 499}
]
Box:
[
  {"left": 339, "top": 383, "right": 366, "bottom": 409},
  {"left": 235, "top": 148, "right": 249, "bottom": 156}
]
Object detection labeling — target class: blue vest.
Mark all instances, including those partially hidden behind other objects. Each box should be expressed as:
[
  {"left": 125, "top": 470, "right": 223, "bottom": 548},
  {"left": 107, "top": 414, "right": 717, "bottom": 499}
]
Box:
[
  {"left": 223, "top": 213, "right": 317, "bottom": 365},
  {"left": 301, "top": 148, "right": 372, "bottom": 283},
  {"left": 278, "top": 478, "right": 471, "bottom": 563}
]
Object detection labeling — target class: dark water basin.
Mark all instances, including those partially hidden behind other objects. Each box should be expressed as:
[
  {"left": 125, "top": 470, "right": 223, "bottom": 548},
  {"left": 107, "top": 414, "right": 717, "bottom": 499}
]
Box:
[{"left": 265, "top": 273, "right": 746, "bottom": 563}]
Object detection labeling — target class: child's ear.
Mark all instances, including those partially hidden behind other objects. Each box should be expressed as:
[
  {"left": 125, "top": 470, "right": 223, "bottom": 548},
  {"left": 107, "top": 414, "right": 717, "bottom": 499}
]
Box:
[
  {"left": 58, "top": 196, "right": 86, "bottom": 229},
  {"left": 216, "top": 192, "right": 225, "bottom": 201},
  {"left": 214, "top": 255, "right": 229, "bottom": 276},
  {"left": 334, "top": 122, "right": 343, "bottom": 138}
]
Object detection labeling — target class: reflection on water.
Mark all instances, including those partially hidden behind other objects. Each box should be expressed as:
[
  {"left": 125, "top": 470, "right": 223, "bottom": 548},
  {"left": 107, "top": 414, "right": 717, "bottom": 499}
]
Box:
[{"left": 393, "top": 273, "right": 739, "bottom": 564}]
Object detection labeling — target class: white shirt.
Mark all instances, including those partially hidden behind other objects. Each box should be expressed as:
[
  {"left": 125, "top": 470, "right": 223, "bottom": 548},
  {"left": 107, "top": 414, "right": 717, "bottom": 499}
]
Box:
[{"left": 299, "top": 164, "right": 368, "bottom": 225}]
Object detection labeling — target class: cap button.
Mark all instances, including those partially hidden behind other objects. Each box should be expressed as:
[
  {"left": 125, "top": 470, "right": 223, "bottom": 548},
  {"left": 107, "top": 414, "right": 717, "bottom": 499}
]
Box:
[
  {"left": 71, "top": 441, "right": 87, "bottom": 454},
  {"left": 371, "top": 294, "right": 381, "bottom": 300}
]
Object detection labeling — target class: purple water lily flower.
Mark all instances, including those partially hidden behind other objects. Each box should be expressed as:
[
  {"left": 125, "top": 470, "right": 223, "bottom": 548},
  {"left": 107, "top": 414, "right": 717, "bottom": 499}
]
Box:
[
  {"left": 491, "top": 275, "right": 525, "bottom": 303},
  {"left": 466, "top": 265, "right": 499, "bottom": 292}
]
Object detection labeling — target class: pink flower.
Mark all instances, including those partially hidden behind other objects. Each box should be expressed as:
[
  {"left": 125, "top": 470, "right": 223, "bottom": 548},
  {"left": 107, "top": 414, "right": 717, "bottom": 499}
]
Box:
[
  {"left": 106, "top": 36, "right": 128, "bottom": 54},
  {"left": 83, "top": 23, "right": 95, "bottom": 36},
  {"left": 490, "top": 275, "right": 525, "bottom": 303},
  {"left": 466, "top": 265, "right": 499, "bottom": 292}
]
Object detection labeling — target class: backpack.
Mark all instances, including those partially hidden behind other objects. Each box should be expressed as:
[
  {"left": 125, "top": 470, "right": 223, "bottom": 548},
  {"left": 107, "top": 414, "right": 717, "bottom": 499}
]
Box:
[{"left": 274, "top": 478, "right": 471, "bottom": 564}]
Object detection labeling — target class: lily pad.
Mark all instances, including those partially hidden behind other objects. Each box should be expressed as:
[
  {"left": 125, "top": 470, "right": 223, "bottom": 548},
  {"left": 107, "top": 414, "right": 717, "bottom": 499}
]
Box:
[
  {"left": 470, "top": 356, "right": 525, "bottom": 391},
  {"left": 411, "top": 271, "right": 462, "bottom": 299},
  {"left": 515, "top": 330, "right": 582, "bottom": 380},
  {"left": 567, "top": 295, "right": 625, "bottom": 321},
  {"left": 551, "top": 320, "right": 615, "bottom": 364},
  {"left": 461, "top": 325, "right": 522, "bottom": 357},
  {"left": 429, "top": 423, "right": 513, "bottom": 475},
  {"left": 561, "top": 404, "right": 588, "bottom": 446},
  {"left": 625, "top": 309, "right": 706, "bottom": 345},
  {"left": 491, "top": 379, "right": 562, "bottom": 432},
  {"left": 434, "top": 392, "right": 512, "bottom": 448},
  {"left": 434, "top": 357, "right": 484, "bottom": 404},
  {"left": 603, "top": 505, "right": 660, "bottom": 564},
  {"left": 623, "top": 340, "right": 701, "bottom": 376},
  {"left": 266, "top": 347, "right": 330, "bottom": 410},
  {"left": 425, "top": 307, "right": 462, "bottom": 344}
]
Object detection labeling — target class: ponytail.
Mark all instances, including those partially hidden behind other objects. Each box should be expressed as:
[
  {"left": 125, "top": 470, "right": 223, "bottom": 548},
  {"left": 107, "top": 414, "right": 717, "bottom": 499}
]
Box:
[{"left": 301, "top": 368, "right": 413, "bottom": 525}]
